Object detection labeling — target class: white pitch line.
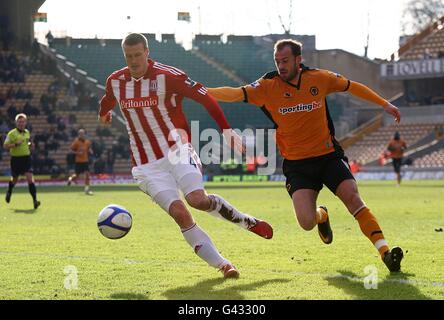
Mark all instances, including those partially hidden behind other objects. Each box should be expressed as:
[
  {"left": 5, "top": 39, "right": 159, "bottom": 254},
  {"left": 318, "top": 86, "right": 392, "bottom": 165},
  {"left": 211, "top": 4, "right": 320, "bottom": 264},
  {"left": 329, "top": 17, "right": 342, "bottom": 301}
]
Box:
[{"left": 1, "top": 251, "right": 444, "bottom": 290}]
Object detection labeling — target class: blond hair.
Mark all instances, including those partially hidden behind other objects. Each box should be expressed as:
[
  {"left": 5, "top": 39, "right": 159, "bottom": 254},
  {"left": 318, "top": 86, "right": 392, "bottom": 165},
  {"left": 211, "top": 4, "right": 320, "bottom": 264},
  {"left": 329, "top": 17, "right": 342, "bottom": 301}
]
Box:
[{"left": 15, "top": 113, "right": 27, "bottom": 122}]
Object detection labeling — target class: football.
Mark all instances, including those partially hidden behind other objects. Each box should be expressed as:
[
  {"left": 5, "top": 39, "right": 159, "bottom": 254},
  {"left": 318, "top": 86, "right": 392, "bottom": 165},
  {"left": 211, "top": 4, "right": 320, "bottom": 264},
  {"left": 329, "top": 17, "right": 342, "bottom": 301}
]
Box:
[{"left": 97, "top": 204, "right": 132, "bottom": 239}]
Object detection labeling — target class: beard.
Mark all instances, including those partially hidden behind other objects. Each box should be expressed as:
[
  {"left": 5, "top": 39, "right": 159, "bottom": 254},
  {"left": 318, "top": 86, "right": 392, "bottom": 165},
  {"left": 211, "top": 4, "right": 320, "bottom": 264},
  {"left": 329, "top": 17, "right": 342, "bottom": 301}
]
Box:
[{"left": 280, "top": 68, "right": 299, "bottom": 82}]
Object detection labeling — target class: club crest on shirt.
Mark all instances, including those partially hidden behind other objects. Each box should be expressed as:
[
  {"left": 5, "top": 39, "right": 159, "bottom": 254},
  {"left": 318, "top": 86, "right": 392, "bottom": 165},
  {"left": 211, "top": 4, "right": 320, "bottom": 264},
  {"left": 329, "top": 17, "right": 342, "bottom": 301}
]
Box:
[
  {"left": 149, "top": 80, "right": 158, "bottom": 91},
  {"left": 284, "top": 92, "right": 292, "bottom": 98},
  {"left": 249, "top": 81, "right": 260, "bottom": 88},
  {"left": 310, "top": 86, "right": 319, "bottom": 96}
]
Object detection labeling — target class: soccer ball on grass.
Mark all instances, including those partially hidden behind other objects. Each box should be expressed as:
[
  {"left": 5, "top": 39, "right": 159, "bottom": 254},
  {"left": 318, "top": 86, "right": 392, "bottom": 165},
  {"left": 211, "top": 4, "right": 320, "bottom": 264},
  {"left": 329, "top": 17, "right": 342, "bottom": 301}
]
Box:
[{"left": 97, "top": 204, "right": 132, "bottom": 239}]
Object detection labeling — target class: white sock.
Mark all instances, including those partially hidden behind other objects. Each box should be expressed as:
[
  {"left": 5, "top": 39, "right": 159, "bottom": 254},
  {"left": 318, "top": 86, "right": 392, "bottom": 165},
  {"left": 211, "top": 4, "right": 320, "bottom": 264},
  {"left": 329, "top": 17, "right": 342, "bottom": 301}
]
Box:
[
  {"left": 181, "top": 223, "right": 228, "bottom": 269},
  {"left": 207, "top": 194, "right": 257, "bottom": 230}
]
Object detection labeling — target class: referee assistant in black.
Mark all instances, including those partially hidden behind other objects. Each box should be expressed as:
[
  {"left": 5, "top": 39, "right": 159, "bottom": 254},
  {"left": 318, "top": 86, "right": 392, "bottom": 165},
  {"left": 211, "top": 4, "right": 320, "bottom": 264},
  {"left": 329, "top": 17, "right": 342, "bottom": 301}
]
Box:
[{"left": 3, "top": 113, "right": 41, "bottom": 209}]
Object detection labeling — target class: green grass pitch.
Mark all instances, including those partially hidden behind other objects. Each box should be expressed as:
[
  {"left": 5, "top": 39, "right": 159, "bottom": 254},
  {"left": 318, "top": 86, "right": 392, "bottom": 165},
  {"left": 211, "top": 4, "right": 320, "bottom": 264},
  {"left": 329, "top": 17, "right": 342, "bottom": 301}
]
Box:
[{"left": 0, "top": 180, "right": 443, "bottom": 300}]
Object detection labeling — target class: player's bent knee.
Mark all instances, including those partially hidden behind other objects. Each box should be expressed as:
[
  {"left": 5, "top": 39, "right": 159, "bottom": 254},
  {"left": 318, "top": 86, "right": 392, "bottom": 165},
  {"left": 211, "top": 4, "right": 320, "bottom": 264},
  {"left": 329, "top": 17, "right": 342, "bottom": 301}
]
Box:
[
  {"left": 296, "top": 213, "right": 316, "bottom": 231},
  {"left": 152, "top": 190, "right": 181, "bottom": 213},
  {"left": 169, "top": 200, "right": 194, "bottom": 229},
  {"left": 299, "top": 220, "right": 316, "bottom": 231},
  {"left": 185, "top": 190, "right": 208, "bottom": 211}
]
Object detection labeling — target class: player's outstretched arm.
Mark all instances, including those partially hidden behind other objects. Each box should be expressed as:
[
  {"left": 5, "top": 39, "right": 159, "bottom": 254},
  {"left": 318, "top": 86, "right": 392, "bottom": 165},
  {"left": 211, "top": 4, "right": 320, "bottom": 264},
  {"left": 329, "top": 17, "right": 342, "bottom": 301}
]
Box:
[
  {"left": 222, "top": 129, "right": 246, "bottom": 155},
  {"left": 98, "top": 76, "right": 117, "bottom": 124},
  {"left": 348, "top": 81, "right": 401, "bottom": 123},
  {"left": 381, "top": 102, "right": 401, "bottom": 124},
  {"left": 172, "top": 75, "right": 246, "bottom": 154},
  {"left": 98, "top": 112, "right": 112, "bottom": 124},
  {"left": 207, "top": 87, "right": 244, "bottom": 103}
]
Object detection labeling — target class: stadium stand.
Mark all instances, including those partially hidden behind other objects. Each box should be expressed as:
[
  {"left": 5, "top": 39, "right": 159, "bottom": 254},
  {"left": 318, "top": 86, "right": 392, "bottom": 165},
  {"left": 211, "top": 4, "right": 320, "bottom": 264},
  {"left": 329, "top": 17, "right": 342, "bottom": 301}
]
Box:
[
  {"left": 0, "top": 48, "right": 131, "bottom": 176},
  {"left": 414, "top": 148, "right": 444, "bottom": 168},
  {"left": 3, "top": 19, "right": 443, "bottom": 177},
  {"left": 396, "top": 16, "right": 444, "bottom": 61},
  {"left": 194, "top": 35, "right": 275, "bottom": 83},
  {"left": 345, "top": 122, "right": 440, "bottom": 165},
  {"left": 350, "top": 16, "right": 444, "bottom": 170},
  {"left": 50, "top": 35, "right": 274, "bottom": 131}
]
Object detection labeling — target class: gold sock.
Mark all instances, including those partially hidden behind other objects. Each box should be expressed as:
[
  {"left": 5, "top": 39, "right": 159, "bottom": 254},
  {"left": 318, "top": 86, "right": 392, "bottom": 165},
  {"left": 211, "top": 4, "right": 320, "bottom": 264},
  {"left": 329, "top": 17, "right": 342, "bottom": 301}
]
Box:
[{"left": 354, "top": 207, "right": 389, "bottom": 258}]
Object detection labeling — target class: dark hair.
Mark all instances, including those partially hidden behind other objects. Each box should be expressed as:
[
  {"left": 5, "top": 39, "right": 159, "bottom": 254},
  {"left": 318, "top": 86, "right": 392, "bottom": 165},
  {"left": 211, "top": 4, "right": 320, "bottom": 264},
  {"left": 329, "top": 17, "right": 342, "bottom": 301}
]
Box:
[
  {"left": 274, "top": 39, "right": 302, "bottom": 56},
  {"left": 121, "top": 33, "right": 149, "bottom": 50},
  {"left": 394, "top": 131, "right": 400, "bottom": 140}
]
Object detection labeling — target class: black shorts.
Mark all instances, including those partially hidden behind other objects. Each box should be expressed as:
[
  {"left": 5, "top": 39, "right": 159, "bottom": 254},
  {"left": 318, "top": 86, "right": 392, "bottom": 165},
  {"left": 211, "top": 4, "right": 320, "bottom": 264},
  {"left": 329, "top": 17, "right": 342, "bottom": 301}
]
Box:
[
  {"left": 392, "top": 158, "right": 402, "bottom": 173},
  {"left": 11, "top": 155, "right": 32, "bottom": 177},
  {"left": 283, "top": 152, "right": 355, "bottom": 197},
  {"left": 75, "top": 162, "right": 90, "bottom": 175}
]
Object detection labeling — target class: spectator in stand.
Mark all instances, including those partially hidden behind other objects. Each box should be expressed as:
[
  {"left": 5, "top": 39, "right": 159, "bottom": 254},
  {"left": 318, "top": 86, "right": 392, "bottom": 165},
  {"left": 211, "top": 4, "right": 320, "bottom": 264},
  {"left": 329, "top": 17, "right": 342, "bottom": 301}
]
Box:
[
  {"left": 0, "top": 118, "right": 9, "bottom": 135},
  {"left": 435, "top": 125, "right": 444, "bottom": 140},
  {"left": 48, "top": 80, "right": 61, "bottom": 95},
  {"left": 91, "top": 138, "right": 105, "bottom": 159},
  {"left": 31, "top": 38, "right": 41, "bottom": 62},
  {"left": 57, "top": 116, "right": 67, "bottom": 132},
  {"left": 67, "top": 77, "right": 76, "bottom": 96},
  {"left": 68, "top": 113, "right": 77, "bottom": 124},
  {"left": 16, "top": 86, "right": 26, "bottom": 99},
  {"left": 54, "top": 128, "right": 68, "bottom": 142},
  {"left": 45, "top": 30, "right": 54, "bottom": 48},
  {"left": 47, "top": 112, "right": 57, "bottom": 124},
  {"left": 106, "top": 147, "right": 116, "bottom": 174},
  {"left": 23, "top": 101, "right": 40, "bottom": 116},
  {"left": 423, "top": 48, "right": 433, "bottom": 59},
  {"left": 96, "top": 124, "right": 112, "bottom": 137},
  {"left": 0, "top": 91, "right": 6, "bottom": 107},
  {"left": 1, "top": 29, "right": 14, "bottom": 50},
  {"left": 93, "top": 155, "right": 106, "bottom": 174},
  {"left": 70, "top": 126, "right": 78, "bottom": 138},
  {"left": 45, "top": 136, "right": 60, "bottom": 152},
  {"left": 6, "top": 86, "right": 16, "bottom": 99},
  {"left": 7, "top": 104, "right": 18, "bottom": 120}
]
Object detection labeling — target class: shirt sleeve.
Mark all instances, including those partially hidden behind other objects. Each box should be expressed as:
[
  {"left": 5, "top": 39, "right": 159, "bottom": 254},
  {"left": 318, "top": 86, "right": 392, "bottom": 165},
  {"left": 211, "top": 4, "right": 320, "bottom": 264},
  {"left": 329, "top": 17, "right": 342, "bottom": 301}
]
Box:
[
  {"left": 169, "top": 74, "right": 231, "bottom": 130},
  {"left": 242, "top": 78, "right": 268, "bottom": 107},
  {"left": 71, "top": 140, "right": 78, "bottom": 151},
  {"left": 99, "top": 76, "right": 117, "bottom": 117},
  {"left": 325, "top": 71, "right": 350, "bottom": 94},
  {"left": 3, "top": 132, "right": 13, "bottom": 146}
]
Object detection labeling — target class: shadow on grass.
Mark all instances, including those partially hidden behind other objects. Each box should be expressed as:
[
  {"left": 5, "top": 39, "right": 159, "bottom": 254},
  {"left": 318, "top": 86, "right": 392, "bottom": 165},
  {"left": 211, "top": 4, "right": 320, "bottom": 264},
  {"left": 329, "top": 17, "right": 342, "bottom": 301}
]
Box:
[
  {"left": 12, "top": 208, "right": 37, "bottom": 214},
  {"left": 325, "top": 270, "right": 432, "bottom": 300},
  {"left": 110, "top": 292, "right": 150, "bottom": 300},
  {"left": 163, "top": 277, "right": 290, "bottom": 300}
]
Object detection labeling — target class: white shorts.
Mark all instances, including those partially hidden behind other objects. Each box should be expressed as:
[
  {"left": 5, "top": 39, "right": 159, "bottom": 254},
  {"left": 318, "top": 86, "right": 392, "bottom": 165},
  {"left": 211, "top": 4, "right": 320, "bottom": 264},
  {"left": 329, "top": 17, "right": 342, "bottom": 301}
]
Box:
[{"left": 131, "top": 143, "right": 204, "bottom": 210}]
